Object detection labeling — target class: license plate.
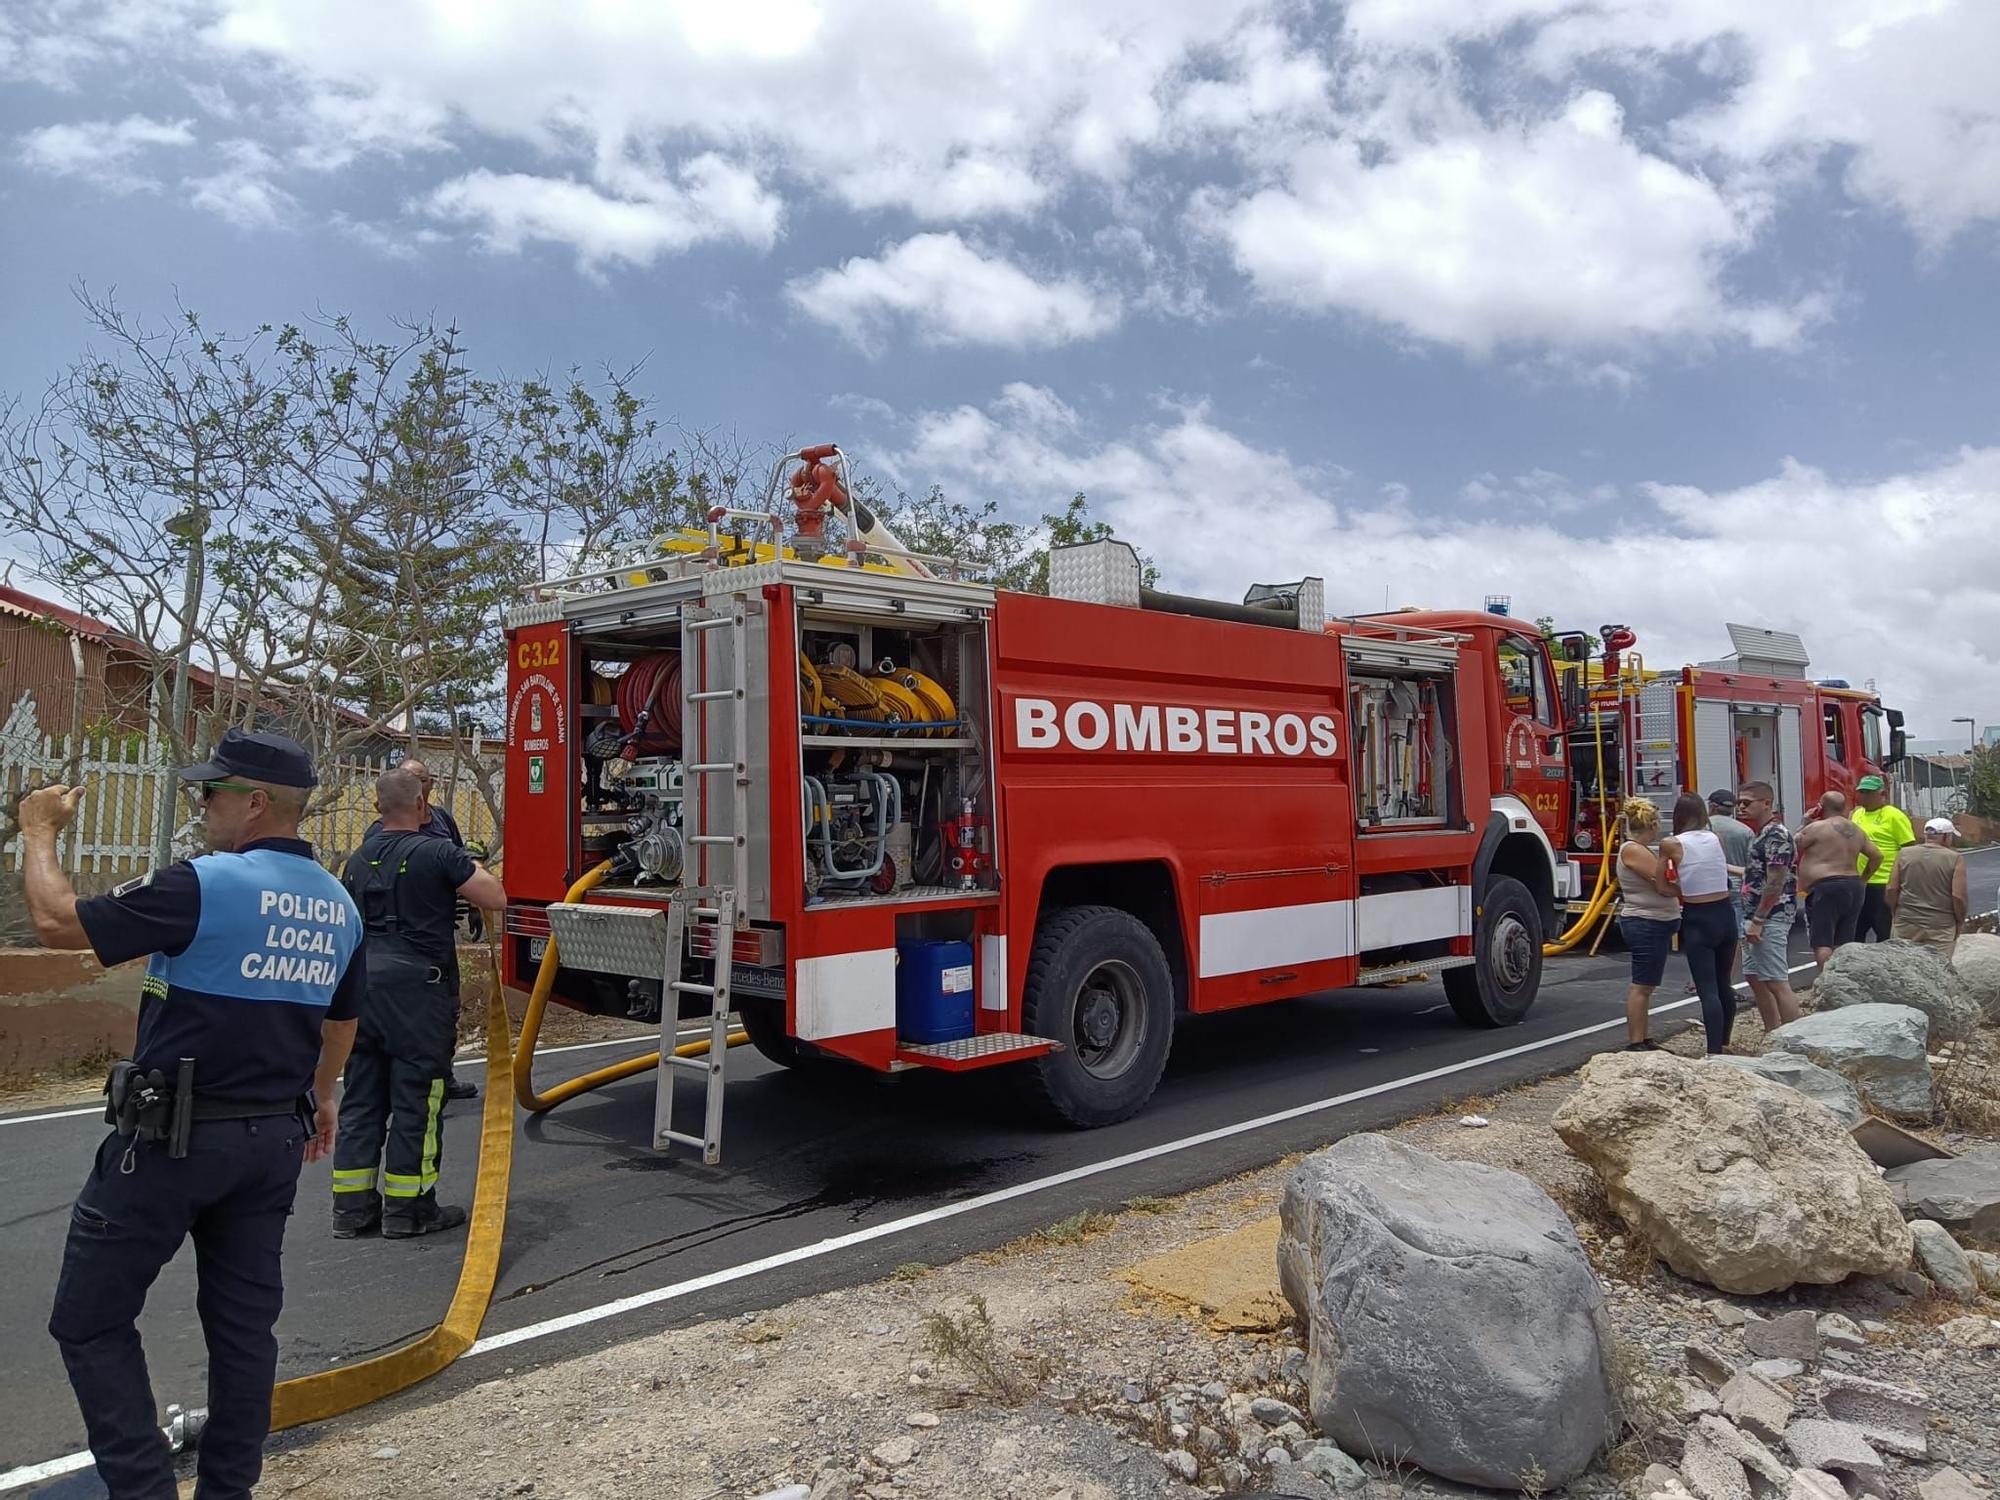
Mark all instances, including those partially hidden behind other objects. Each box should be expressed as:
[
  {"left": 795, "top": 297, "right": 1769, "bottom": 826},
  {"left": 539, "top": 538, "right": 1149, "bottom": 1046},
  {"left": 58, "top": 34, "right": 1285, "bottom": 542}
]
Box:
[{"left": 528, "top": 937, "right": 548, "bottom": 963}]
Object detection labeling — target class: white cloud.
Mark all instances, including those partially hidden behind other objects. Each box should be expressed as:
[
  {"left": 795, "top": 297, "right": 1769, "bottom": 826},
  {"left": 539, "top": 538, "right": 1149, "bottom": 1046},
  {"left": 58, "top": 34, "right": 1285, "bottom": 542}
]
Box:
[
  {"left": 1343, "top": 0, "right": 2000, "bottom": 247},
  {"left": 1172, "top": 21, "right": 1332, "bottom": 144},
  {"left": 1, "top": 0, "right": 207, "bottom": 88},
  {"left": 1214, "top": 90, "right": 1815, "bottom": 355},
  {"left": 866, "top": 386, "right": 2000, "bottom": 735},
  {"left": 292, "top": 85, "right": 452, "bottom": 171},
  {"left": 185, "top": 139, "right": 293, "bottom": 226},
  {"left": 6, "top": 0, "right": 1996, "bottom": 354},
  {"left": 17, "top": 113, "right": 194, "bottom": 190},
  {"left": 787, "top": 234, "right": 1120, "bottom": 350},
  {"left": 426, "top": 155, "right": 782, "bottom": 268},
  {"left": 200, "top": 0, "right": 1275, "bottom": 220}
]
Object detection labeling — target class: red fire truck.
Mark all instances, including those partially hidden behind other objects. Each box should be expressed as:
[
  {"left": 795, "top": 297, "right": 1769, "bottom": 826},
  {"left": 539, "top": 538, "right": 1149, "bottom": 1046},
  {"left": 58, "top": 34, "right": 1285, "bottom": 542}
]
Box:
[
  {"left": 500, "top": 447, "right": 1577, "bottom": 1160},
  {"left": 1548, "top": 623, "right": 1905, "bottom": 883}
]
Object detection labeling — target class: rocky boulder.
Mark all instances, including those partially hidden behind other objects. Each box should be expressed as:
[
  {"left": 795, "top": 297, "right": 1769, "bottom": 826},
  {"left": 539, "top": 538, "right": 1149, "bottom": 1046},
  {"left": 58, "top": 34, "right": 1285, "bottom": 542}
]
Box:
[
  {"left": 1277, "top": 1133, "right": 1616, "bottom": 1489},
  {"left": 1909, "top": 1220, "right": 1980, "bottom": 1301},
  {"left": 1811, "top": 942, "right": 1979, "bottom": 1043},
  {"left": 1765, "top": 1004, "right": 1934, "bottom": 1120},
  {"left": 1707, "top": 1053, "right": 1864, "bottom": 1128},
  {"left": 1552, "top": 1051, "right": 1912, "bottom": 1294},
  {"left": 1884, "top": 1151, "right": 2000, "bottom": 1248},
  {"left": 1952, "top": 933, "right": 2000, "bottom": 1024}
]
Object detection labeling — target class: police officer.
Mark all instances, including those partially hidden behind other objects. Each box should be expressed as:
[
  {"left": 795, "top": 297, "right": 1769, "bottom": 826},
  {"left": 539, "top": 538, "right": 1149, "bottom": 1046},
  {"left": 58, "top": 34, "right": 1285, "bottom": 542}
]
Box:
[
  {"left": 20, "top": 728, "right": 364, "bottom": 1500},
  {"left": 332, "top": 767, "right": 504, "bottom": 1239},
  {"left": 363, "top": 756, "right": 478, "bottom": 1102}
]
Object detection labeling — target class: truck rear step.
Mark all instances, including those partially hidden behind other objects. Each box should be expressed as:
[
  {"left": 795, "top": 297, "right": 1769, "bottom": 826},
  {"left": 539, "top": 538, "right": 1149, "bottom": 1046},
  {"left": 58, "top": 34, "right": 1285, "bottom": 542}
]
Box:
[{"left": 892, "top": 1032, "right": 1062, "bottom": 1072}]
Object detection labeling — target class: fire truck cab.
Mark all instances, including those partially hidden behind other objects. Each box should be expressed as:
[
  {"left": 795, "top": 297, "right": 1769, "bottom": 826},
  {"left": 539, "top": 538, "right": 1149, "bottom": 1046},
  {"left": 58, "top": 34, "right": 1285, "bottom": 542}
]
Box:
[{"left": 500, "top": 450, "right": 1575, "bottom": 1159}]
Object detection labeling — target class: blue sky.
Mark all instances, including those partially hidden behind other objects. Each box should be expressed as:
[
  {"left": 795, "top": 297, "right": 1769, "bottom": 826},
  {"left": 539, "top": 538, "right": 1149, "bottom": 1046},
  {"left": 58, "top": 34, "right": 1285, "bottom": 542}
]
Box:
[{"left": 3, "top": 0, "right": 1997, "bottom": 735}]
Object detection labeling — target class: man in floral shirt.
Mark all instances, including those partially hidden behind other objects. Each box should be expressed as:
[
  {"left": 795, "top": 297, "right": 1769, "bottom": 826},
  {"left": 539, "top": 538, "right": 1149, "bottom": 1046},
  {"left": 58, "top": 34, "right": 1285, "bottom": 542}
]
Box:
[{"left": 1737, "top": 781, "right": 1804, "bottom": 1029}]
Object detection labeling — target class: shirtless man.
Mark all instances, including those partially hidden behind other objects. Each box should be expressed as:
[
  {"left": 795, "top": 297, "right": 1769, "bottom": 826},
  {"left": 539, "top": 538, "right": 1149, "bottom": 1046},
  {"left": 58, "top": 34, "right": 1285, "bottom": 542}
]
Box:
[{"left": 1797, "top": 790, "right": 1881, "bottom": 967}]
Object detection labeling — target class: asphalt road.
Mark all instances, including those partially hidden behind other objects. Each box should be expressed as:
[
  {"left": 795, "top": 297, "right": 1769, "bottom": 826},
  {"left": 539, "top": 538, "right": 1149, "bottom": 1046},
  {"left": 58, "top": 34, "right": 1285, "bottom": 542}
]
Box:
[{"left": 6, "top": 845, "right": 1997, "bottom": 1493}]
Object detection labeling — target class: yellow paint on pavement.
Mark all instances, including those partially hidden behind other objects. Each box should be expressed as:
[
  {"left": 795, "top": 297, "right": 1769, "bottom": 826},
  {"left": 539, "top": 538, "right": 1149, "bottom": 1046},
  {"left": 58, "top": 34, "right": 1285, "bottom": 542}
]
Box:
[{"left": 1117, "top": 1216, "right": 1290, "bottom": 1332}]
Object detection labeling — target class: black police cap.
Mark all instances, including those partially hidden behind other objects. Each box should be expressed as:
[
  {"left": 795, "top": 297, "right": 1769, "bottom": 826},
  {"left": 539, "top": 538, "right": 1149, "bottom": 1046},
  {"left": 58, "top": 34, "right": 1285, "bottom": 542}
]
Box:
[{"left": 177, "top": 727, "right": 319, "bottom": 789}]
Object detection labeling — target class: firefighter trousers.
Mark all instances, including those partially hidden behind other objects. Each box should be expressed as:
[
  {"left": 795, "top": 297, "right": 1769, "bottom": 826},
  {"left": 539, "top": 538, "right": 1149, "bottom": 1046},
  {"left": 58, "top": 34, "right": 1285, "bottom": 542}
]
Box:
[{"left": 331, "top": 984, "right": 455, "bottom": 1232}]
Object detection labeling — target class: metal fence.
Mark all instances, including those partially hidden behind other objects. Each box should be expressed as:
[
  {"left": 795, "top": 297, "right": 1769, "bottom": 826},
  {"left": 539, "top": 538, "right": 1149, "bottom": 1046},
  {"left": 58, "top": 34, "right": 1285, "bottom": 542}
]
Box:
[
  {"left": 1888, "top": 761, "right": 1968, "bottom": 823},
  {"left": 1, "top": 693, "right": 500, "bottom": 885}
]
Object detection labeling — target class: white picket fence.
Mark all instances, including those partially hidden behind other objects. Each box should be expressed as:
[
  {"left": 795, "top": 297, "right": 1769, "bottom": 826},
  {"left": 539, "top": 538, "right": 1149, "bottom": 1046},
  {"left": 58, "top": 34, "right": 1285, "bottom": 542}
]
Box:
[
  {"left": 1, "top": 694, "right": 499, "bottom": 880},
  {"left": 0, "top": 695, "right": 188, "bottom": 877}
]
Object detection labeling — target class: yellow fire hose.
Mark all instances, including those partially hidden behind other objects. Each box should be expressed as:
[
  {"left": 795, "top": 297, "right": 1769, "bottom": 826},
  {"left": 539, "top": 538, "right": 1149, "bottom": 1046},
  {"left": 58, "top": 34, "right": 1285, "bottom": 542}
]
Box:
[
  {"left": 1544, "top": 849, "right": 1615, "bottom": 955},
  {"left": 515, "top": 862, "right": 748, "bottom": 1112},
  {"left": 268, "top": 862, "right": 744, "bottom": 1430},
  {"left": 268, "top": 969, "right": 517, "bottom": 1428}
]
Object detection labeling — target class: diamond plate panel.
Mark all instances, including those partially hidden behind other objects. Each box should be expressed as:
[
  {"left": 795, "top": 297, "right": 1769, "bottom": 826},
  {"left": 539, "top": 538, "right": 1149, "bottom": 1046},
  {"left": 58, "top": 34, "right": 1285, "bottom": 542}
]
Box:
[
  {"left": 504, "top": 599, "right": 564, "bottom": 628},
  {"left": 896, "top": 1031, "right": 1059, "bottom": 1061},
  {"left": 1295, "top": 576, "right": 1325, "bottom": 633},
  {"left": 1048, "top": 541, "right": 1141, "bottom": 607},
  {"left": 545, "top": 903, "right": 675, "bottom": 980}
]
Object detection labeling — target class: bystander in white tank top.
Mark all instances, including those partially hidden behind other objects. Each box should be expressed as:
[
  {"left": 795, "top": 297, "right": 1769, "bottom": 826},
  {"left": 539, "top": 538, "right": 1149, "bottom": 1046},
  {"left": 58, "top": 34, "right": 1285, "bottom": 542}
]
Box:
[{"left": 1674, "top": 829, "right": 1729, "bottom": 898}]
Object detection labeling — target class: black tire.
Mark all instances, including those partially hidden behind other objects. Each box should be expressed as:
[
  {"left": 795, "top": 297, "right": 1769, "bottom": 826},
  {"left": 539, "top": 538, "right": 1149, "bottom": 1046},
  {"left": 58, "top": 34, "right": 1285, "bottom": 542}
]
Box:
[
  {"left": 1019, "top": 904, "right": 1175, "bottom": 1128},
  {"left": 736, "top": 996, "right": 826, "bottom": 1070},
  {"left": 1444, "top": 874, "right": 1544, "bottom": 1027}
]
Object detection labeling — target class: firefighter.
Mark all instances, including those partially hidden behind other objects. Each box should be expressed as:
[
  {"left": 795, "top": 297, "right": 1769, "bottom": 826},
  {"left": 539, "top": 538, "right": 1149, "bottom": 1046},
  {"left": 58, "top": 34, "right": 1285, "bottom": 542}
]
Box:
[
  {"left": 20, "top": 728, "right": 364, "bottom": 1500},
  {"left": 364, "top": 756, "right": 478, "bottom": 1102},
  {"left": 332, "top": 768, "right": 504, "bottom": 1239}
]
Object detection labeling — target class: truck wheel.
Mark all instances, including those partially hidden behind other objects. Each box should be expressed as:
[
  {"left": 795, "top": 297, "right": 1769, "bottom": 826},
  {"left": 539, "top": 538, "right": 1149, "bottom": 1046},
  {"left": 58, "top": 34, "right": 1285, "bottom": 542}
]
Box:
[
  {"left": 737, "top": 997, "right": 825, "bottom": 1070},
  {"left": 1020, "top": 905, "right": 1174, "bottom": 1128},
  {"left": 1444, "top": 875, "right": 1543, "bottom": 1027}
]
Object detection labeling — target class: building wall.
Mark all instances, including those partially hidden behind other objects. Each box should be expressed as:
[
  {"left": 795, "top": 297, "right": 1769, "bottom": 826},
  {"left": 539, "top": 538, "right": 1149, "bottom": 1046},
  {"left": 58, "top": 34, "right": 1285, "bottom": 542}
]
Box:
[{"left": 0, "top": 619, "right": 111, "bottom": 736}]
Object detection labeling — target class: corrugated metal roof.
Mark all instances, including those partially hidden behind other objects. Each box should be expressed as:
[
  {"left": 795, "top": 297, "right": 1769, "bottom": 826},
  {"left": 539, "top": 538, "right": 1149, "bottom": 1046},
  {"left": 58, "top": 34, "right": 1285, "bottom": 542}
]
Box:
[{"left": 0, "top": 584, "right": 120, "bottom": 643}]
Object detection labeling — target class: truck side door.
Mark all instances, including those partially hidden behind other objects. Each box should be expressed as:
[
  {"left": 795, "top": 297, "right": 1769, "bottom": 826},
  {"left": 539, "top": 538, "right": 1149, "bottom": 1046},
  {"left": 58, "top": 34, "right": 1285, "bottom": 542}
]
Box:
[{"left": 1495, "top": 632, "right": 1569, "bottom": 848}]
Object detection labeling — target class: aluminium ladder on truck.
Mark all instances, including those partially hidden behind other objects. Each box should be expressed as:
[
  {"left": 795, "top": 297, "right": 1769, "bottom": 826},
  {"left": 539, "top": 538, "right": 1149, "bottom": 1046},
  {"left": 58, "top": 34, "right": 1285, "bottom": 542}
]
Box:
[{"left": 539, "top": 584, "right": 752, "bottom": 1165}]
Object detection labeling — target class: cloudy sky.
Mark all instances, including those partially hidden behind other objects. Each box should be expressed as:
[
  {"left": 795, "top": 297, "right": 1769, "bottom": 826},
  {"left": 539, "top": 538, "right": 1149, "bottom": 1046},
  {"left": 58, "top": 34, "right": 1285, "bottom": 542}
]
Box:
[{"left": 3, "top": 0, "right": 1997, "bottom": 736}]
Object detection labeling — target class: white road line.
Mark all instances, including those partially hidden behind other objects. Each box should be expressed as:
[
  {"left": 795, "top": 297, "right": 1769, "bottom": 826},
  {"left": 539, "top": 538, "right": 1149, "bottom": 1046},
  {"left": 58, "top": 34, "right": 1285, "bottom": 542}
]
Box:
[
  {"left": 0, "top": 1105, "right": 102, "bottom": 1127},
  {"left": 468, "top": 992, "right": 1784, "bottom": 1360},
  {"left": 0, "top": 1034, "right": 666, "bottom": 1129},
  {"left": 0, "top": 958, "right": 1824, "bottom": 1492},
  {"left": 0, "top": 1451, "right": 90, "bottom": 1489}
]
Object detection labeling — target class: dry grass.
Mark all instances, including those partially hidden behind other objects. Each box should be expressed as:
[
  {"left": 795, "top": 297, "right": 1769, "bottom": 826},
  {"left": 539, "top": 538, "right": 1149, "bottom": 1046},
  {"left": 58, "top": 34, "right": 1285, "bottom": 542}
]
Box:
[
  {"left": 1549, "top": 1175, "right": 1659, "bottom": 1285},
  {"left": 1602, "top": 1328, "right": 1684, "bottom": 1482},
  {"left": 1934, "top": 1032, "right": 2000, "bottom": 1135},
  {"left": 918, "top": 1295, "right": 1035, "bottom": 1403},
  {"left": 1036, "top": 1209, "right": 1117, "bottom": 1245},
  {"left": 1884, "top": 1291, "right": 1987, "bottom": 1329},
  {"left": 1120, "top": 1195, "right": 1176, "bottom": 1216}
]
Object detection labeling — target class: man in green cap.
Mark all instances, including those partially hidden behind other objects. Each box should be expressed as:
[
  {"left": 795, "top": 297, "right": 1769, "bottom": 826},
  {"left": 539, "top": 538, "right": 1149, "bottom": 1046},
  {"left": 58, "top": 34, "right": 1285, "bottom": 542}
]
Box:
[{"left": 1851, "top": 775, "right": 1915, "bottom": 943}]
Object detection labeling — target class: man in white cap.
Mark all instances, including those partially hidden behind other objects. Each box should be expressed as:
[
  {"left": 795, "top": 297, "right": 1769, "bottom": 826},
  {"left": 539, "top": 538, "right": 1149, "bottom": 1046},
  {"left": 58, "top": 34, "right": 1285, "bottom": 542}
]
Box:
[{"left": 1887, "top": 816, "right": 1967, "bottom": 963}]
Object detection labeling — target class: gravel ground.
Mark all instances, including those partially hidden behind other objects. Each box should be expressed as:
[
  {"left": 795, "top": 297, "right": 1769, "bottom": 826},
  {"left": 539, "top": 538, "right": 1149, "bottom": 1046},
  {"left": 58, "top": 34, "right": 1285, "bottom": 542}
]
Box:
[{"left": 255, "top": 1009, "right": 2000, "bottom": 1500}]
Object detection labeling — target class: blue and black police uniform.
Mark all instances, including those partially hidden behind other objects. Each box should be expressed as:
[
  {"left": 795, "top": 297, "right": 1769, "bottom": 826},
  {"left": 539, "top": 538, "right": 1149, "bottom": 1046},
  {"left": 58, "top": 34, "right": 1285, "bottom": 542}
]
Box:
[
  {"left": 331, "top": 825, "right": 475, "bottom": 1237},
  {"left": 48, "top": 729, "right": 363, "bottom": 1500}
]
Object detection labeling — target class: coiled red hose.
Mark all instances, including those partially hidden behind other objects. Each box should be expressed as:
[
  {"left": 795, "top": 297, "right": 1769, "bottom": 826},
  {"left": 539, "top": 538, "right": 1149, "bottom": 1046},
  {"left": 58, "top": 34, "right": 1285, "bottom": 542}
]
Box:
[{"left": 616, "top": 651, "right": 682, "bottom": 754}]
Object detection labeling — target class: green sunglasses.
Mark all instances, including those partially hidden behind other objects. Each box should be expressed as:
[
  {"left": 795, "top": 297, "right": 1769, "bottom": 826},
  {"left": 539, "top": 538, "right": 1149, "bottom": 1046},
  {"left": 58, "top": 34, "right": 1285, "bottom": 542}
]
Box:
[{"left": 191, "top": 780, "right": 260, "bottom": 803}]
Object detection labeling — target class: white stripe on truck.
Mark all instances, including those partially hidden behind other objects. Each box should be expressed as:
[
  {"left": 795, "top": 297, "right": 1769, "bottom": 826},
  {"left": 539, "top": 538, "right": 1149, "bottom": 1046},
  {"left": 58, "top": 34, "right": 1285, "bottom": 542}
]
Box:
[{"left": 1199, "top": 888, "right": 1473, "bottom": 979}]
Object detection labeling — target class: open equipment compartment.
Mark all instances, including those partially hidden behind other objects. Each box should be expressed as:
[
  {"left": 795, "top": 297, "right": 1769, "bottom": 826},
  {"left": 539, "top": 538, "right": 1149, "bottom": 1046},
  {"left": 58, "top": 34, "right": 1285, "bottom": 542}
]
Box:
[
  {"left": 1342, "top": 627, "right": 1463, "bottom": 832},
  {"left": 792, "top": 571, "right": 998, "bottom": 908}
]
